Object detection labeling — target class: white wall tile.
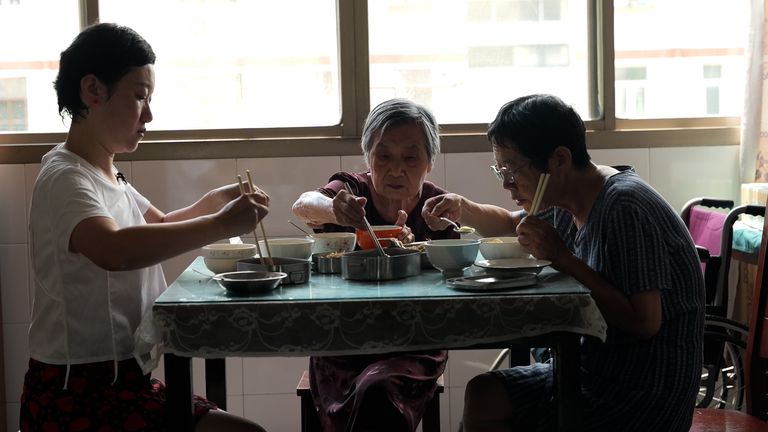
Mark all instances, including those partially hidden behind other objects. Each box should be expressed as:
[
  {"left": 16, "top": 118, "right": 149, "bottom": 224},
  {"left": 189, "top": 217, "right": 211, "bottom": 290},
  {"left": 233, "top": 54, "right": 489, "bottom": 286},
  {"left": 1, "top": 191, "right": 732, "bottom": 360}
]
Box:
[
  {"left": 131, "top": 159, "right": 237, "bottom": 213},
  {"left": 6, "top": 401, "right": 19, "bottom": 432},
  {"left": 226, "top": 395, "right": 244, "bottom": 417},
  {"left": 445, "top": 153, "right": 515, "bottom": 211},
  {"left": 590, "top": 148, "right": 650, "bottom": 181},
  {"left": 226, "top": 357, "right": 244, "bottom": 396},
  {"left": 237, "top": 157, "right": 341, "bottom": 238},
  {"left": 3, "top": 324, "right": 29, "bottom": 403},
  {"left": 449, "top": 385, "right": 465, "bottom": 432},
  {"left": 650, "top": 145, "right": 740, "bottom": 213},
  {"left": 0, "top": 165, "right": 27, "bottom": 245},
  {"left": 242, "top": 356, "right": 309, "bottom": 395},
  {"left": 243, "top": 393, "right": 300, "bottom": 432},
  {"left": 0, "top": 245, "right": 29, "bottom": 324}
]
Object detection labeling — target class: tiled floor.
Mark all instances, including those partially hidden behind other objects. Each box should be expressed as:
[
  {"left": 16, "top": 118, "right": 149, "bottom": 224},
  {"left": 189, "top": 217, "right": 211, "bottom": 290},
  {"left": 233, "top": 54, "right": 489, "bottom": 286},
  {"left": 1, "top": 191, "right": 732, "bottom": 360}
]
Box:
[{"left": 0, "top": 146, "right": 741, "bottom": 431}]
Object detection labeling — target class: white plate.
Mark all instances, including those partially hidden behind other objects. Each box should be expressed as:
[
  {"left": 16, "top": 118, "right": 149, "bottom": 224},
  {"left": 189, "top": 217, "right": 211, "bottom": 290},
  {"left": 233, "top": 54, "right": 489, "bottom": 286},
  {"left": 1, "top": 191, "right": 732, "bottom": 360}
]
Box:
[
  {"left": 446, "top": 273, "right": 538, "bottom": 292},
  {"left": 474, "top": 258, "right": 551, "bottom": 274}
]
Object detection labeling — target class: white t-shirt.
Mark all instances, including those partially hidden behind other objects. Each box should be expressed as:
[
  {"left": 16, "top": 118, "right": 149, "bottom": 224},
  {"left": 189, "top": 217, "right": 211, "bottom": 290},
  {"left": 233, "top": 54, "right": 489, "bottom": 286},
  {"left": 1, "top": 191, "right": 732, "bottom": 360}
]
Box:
[{"left": 28, "top": 144, "right": 166, "bottom": 365}]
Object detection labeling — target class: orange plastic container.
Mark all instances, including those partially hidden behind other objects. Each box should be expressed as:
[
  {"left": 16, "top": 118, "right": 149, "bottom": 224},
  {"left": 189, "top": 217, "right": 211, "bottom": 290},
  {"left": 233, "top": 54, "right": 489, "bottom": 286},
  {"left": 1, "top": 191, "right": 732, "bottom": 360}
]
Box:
[{"left": 355, "top": 225, "right": 403, "bottom": 250}]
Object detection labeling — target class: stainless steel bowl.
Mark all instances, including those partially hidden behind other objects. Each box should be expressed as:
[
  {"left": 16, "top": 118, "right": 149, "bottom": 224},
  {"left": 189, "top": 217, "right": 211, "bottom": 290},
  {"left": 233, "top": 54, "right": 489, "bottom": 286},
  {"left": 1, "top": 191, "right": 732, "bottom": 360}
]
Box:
[
  {"left": 312, "top": 252, "right": 343, "bottom": 274},
  {"left": 341, "top": 247, "right": 421, "bottom": 281},
  {"left": 214, "top": 271, "right": 287, "bottom": 294},
  {"left": 237, "top": 257, "right": 311, "bottom": 285}
]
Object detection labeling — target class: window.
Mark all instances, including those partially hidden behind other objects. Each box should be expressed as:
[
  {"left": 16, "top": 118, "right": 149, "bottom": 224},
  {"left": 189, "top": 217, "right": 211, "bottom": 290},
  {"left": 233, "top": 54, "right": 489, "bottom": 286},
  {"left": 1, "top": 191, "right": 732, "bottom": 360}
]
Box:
[
  {"left": 468, "top": 0, "right": 561, "bottom": 22},
  {"left": 0, "top": 78, "right": 27, "bottom": 131},
  {"left": 0, "top": 0, "right": 79, "bottom": 133},
  {"left": 370, "top": 0, "right": 587, "bottom": 124},
  {"left": 99, "top": 0, "right": 340, "bottom": 131},
  {"left": 0, "top": 0, "right": 752, "bottom": 154},
  {"left": 616, "top": 67, "right": 647, "bottom": 118},
  {"left": 614, "top": 0, "right": 748, "bottom": 119}
]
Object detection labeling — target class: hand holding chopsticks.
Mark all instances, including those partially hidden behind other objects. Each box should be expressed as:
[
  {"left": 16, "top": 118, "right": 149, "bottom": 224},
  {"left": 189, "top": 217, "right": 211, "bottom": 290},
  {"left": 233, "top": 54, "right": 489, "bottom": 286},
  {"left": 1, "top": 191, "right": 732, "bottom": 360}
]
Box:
[
  {"left": 237, "top": 172, "right": 274, "bottom": 266},
  {"left": 530, "top": 172, "right": 550, "bottom": 215}
]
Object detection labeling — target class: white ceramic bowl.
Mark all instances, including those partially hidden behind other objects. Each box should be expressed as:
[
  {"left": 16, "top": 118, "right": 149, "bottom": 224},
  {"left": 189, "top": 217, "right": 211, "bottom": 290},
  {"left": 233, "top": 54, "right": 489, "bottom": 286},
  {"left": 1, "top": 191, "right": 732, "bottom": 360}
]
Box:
[
  {"left": 201, "top": 243, "right": 257, "bottom": 274},
  {"left": 424, "top": 239, "right": 481, "bottom": 277},
  {"left": 311, "top": 232, "right": 357, "bottom": 254},
  {"left": 259, "top": 237, "right": 315, "bottom": 261},
  {"left": 479, "top": 236, "right": 529, "bottom": 260}
]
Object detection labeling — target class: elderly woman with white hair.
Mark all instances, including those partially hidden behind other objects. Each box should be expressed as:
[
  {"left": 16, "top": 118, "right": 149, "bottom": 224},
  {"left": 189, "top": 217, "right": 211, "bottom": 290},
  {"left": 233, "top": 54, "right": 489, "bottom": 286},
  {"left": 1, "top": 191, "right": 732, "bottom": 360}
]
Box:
[{"left": 292, "top": 98, "right": 457, "bottom": 431}]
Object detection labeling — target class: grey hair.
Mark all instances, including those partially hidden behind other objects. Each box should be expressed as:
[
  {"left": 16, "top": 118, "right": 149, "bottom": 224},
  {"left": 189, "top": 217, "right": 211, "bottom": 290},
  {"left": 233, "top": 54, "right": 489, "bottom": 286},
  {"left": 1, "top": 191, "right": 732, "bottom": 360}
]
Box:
[{"left": 361, "top": 98, "right": 440, "bottom": 165}]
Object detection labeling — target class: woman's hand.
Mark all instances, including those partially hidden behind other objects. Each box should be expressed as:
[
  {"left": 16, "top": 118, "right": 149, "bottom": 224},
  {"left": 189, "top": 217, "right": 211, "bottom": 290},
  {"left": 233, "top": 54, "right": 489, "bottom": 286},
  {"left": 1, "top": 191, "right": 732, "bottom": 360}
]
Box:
[
  {"left": 332, "top": 190, "right": 368, "bottom": 230},
  {"left": 394, "top": 210, "right": 415, "bottom": 244},
  {"left": 214, "top": 191, "right": 270, "bottom": 238},
  {"left": 209, "top": 183, "right": 270, "bottom": 210},
  {"left": 422, "top": 193, "right": 464, "bottom": 231},
  {"left": 515, "top": 215, "right": 570, "bottom": 266}
]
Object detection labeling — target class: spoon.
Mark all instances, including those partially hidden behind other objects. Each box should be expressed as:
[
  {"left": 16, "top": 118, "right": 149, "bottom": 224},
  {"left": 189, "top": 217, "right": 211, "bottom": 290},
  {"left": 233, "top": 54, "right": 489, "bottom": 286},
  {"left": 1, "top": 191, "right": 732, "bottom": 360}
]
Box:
[
  {"left": 440, "top": 217, "right": 476, "bottom": 234},
  {"left": 288, "top": 220, "right": 313, "bottom": 237}
]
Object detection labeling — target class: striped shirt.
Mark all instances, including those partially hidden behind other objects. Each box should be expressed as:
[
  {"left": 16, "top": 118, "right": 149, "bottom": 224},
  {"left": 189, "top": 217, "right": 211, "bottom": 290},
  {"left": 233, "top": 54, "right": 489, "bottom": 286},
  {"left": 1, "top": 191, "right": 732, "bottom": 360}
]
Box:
[{"left": 548, "top": 166, "right": 704, "bottom": 431}]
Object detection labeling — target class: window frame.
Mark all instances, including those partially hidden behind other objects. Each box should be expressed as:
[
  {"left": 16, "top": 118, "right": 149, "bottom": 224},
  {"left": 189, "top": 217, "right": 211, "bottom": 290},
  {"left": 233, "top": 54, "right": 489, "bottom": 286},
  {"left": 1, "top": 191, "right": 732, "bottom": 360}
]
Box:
[{"left": 0, "top": 0, "right": 742, "bottom": 164}]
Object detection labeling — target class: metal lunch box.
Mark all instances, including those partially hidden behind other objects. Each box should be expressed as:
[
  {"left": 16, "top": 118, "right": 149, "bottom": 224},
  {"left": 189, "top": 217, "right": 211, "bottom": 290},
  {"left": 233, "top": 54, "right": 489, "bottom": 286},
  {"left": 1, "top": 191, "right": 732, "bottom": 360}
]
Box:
[
  {"left": 237, "top": 257, "right": 310, "bottom": 285},
  {"left": 341, "top": 247, "right": 421, "bottom": 281},
  {"left": 312, "top": 252, "right": 343, "bottom": 274}
]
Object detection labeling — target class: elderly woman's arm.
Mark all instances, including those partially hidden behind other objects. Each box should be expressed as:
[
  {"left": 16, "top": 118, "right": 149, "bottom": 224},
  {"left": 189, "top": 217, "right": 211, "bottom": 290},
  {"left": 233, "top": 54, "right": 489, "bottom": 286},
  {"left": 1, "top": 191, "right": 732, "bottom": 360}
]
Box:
[
  {"left": 292, "top": 190, "right": 369, "bottom": 230},
  {"left": 422, "top": 193, "right": 523, "bottom": 237},
  {"left": 292, "top": 191, "right": 339, "bottom": 227}
]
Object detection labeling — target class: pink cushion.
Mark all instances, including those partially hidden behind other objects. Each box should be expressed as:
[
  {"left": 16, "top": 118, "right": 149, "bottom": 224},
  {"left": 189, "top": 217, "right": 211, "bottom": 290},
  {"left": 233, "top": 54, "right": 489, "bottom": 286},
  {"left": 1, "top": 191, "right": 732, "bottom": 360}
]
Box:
[{"left": 688, "top": 206, "right": 727, "bottom": 256}]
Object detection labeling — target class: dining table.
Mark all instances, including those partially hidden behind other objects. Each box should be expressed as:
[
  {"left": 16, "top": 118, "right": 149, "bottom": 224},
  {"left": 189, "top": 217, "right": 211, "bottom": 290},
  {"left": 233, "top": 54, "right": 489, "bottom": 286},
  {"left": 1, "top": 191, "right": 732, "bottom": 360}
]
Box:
[{"left": 145, "top": 256, "right": 607, "bottom": 431}]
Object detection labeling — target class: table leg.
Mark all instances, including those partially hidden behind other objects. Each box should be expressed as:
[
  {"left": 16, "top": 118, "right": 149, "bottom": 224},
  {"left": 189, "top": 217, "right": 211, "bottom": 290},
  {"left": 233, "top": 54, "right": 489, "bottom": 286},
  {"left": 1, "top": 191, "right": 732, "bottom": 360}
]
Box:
[
  {"left": 205, "top": 358, "right": 227, "bottom": 410},
  {"left": 165, "top": 353, "right": 194, "bottom": 430},
  {"left": 552, "top": 335, "right": 582, "bottom": 432}
]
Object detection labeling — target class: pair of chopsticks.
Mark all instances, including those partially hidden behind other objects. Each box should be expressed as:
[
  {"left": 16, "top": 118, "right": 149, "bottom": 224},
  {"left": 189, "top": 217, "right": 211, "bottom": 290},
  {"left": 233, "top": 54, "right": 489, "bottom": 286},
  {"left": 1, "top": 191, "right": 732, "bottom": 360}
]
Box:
[
  {"left": 343, "top": 182, "right": 389, "bottom": 258},
  {"left": 530, "top": 173, "right": 551, "bottom": 215},
  {"left": 237, "top": 170, "right": 274, "bottom": 266}
]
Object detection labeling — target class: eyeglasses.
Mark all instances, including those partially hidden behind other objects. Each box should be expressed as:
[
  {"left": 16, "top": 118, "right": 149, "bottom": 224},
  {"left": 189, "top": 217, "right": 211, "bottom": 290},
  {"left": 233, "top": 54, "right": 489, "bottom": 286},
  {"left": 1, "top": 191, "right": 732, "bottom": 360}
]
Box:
[{"left": 490, "top": 161, "right": 531, "bottom": 183}]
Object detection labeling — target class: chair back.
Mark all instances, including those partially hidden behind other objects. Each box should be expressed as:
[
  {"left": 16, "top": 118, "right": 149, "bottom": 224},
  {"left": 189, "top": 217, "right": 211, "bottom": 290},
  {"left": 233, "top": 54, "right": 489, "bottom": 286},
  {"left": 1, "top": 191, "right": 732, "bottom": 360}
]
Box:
[
  {"left": 680, "top": 198, "right": 734, "bottom": 313},
  {"left": 745, "top": 203, "right": 768, "bottom": 418}
]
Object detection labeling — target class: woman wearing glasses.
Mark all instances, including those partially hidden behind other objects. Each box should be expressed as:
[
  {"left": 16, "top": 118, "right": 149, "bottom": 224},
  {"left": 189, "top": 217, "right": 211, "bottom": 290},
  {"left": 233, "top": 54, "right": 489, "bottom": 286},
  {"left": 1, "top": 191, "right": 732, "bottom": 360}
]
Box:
[
  {"left": 292, "top": 98, "right": 458, "bottom": 431},
  {"left": 423, "top": 94, "right": 703, "bottom": 432}
]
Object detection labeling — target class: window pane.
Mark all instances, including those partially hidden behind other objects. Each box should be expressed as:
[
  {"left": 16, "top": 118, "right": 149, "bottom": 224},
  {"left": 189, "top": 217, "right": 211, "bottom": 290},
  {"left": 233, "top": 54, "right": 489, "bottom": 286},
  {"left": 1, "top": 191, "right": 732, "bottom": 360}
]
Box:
[
  {"left": 99, "top": 0, "right": 340, "bottom": 130},
  {"left": 614, "top": 0, "right": 749, "bottom": 119},
  {"left": 0, "top": 1, "right": 79, "bottom": 133},
  {"left": 368, "top": 0, "right": 591, "bottom": 124}
]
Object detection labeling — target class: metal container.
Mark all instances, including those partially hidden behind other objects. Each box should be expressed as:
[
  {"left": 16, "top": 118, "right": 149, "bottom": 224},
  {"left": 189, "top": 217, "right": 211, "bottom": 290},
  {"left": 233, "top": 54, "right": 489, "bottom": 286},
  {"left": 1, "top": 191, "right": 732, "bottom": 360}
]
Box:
[
  {"left": 312, "top": 252, "right": 343, "bottom": 274},
  {"left": 237, "top": 257, "right": 310, "bottom": 285},
  {"left": 341, "top": 247, "right": 421, "bottom": 281},
  {"left": 213, "top": 271, "right": 287, "bottom": 294}
]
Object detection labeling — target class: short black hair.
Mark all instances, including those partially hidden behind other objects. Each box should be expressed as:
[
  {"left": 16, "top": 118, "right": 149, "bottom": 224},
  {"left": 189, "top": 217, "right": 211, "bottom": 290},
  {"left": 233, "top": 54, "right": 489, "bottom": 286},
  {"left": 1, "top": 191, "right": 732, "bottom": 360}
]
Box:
[
  {"left": 487, "top": 94, "right": 590, "bottom": 170},
  {"left": 54, "top": 23, "right": 156, "bottom": 121}
]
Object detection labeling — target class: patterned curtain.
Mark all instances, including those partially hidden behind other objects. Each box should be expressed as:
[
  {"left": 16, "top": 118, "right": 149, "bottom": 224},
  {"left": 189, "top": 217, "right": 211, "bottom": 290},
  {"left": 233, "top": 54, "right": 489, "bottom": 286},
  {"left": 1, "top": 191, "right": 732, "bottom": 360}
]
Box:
[{"left": 743, "top": 0, "right": 768, "bottom": 182}]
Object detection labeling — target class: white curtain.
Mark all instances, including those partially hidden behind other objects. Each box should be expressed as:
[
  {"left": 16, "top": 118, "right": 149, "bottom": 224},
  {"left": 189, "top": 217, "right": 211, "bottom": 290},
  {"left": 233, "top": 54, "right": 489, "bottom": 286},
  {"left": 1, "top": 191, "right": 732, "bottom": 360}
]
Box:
[{"left": 741, "top": 0, "right": 767, "bottom": 182}]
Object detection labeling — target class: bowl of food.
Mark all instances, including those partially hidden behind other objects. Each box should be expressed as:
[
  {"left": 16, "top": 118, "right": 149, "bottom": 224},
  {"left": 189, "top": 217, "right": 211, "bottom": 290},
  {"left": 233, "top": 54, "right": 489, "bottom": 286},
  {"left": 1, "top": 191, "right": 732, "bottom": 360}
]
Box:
[
  {"left": 479, "top": 237, "right": 529, "bottom": 260},
  {"left": 259, "top": 237, "right": 314, "bottom": 261},
  {"left": 201, "top": 243, "right": 257, "bottom": 273},
  {"left": 355, "top": 225, "right": 403, "bottom": 250},
  {"left": 424, "top": 239, "right": 481, "bottom": 278},
  {"left": 311, "top": 232, "right": 357, "bottom": 254}
]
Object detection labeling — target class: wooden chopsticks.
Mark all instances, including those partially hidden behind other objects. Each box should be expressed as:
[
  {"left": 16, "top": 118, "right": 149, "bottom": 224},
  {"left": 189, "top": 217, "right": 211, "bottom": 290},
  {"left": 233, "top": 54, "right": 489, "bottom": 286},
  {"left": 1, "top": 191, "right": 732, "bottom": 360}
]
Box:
[
  {"left": 530, "top": 173, "right": 550, "bottom": 215},
  {"left": 237, "top": 173, "right": 274, "bottom": 266}
]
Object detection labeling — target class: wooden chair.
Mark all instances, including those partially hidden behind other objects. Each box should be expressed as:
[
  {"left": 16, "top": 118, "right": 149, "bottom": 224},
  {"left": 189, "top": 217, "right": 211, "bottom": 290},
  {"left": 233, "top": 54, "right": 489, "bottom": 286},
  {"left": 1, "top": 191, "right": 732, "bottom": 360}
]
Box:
[
  {"left": 690, "top": 203, "right": 768, "bottom": 431},
  {"left": 296, "top": 370, "right": 444, "bottom": 432}
]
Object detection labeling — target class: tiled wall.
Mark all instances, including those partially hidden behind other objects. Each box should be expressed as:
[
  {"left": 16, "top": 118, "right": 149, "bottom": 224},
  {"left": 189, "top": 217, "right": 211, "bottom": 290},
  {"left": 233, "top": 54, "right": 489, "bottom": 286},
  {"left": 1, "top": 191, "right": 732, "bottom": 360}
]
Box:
[{"left": 0, "top": 145, "right": 739, "bottom": 432}]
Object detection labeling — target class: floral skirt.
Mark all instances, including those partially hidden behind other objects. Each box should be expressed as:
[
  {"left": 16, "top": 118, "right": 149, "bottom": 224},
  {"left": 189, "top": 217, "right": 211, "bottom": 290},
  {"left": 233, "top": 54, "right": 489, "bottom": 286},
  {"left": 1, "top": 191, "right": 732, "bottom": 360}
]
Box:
[{"left": 20, "top": 358, "right": 217, "bottom": 432}]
